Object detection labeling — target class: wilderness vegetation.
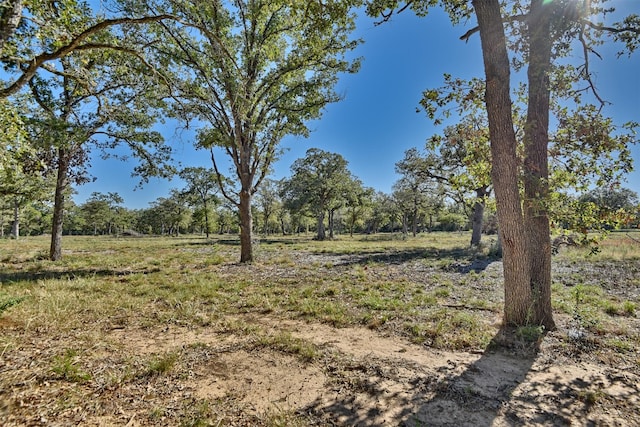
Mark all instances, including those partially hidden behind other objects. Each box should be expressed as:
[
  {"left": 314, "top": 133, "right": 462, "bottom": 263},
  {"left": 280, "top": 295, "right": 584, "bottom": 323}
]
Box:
[
  {"left": 1, "top": 0, "right": 640, "bottom": 376},
  {"left": 2, "top": 231, "right": 640, "bottom": 424},
  {"left": 2, "top": 0, "right": 640, "bottom": 424}
]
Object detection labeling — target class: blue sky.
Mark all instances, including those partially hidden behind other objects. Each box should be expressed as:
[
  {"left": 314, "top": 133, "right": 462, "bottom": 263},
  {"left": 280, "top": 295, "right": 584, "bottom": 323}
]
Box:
[{"left": 76, "top": 2, "right": 640, "bottom": 209}]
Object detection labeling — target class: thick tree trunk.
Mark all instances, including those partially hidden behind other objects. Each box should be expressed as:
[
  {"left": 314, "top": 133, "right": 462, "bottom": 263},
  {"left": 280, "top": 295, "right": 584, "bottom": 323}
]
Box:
[
  {"left": 239, "top": 189, "right": 253, "bottom": 262},
  {"left": 470, "top": 188, "right": 486, "bottom": 247},
  {"left": 524, "top": 0, "right": 556, "bottom": 330},
  {"left": 316, "top": 210, "right": 326, "bottom": 240},
  {"left": 50, "top": 150, "right": 69, "bottom": 261},
  {"left": 473, "top": 0, "right": 533, "bottom": 326}
]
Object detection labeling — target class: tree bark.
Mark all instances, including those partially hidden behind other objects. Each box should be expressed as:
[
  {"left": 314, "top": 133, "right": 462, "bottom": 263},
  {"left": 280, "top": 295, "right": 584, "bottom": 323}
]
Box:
[
  {"left": 473, "top": 0, "right": 533, "bottom": 326},
  {"left": 524, "top": 0, "right": 556, "bottom": 330},
  {"left": 470, "top": 187, "right": 487, "bottom": 247},
  {"left": 402, "top": 213, "right": 408, "bottom": 235},
  {"left": 0, "top": 0, "right": 22, "bottom": 52},
  {"left": 316, "top": 210, "right": 326, "bottom": 240},
  {"left": 329, "top": 208, "right": 336, "bottom": 239},
  {"left": 239, "top": 189, "right": 253, "bottom": 262},
  {"left": 50, "top": 148, "right": 69, "bottom": 261}
]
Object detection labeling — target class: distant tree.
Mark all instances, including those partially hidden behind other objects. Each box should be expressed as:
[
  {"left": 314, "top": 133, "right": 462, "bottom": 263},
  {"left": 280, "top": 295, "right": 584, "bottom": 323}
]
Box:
[
  {"left": 345, "top": 179, "right": 374, "bottom": 237},
  {"left": 179, "top": 167, "right": 218, "bottom": 239},
  {"left": 573, "top": 187, "right": 639, "bottom": 230},
  {"left": 367, "top": 191, "right": 394, "bottom": 234},
  {"left": 80, "top": 192, "right": 124, "bottom": 235},
  {"left": 64, "top": 200, "right": 90, "bottom": 235},
  {"left": 137, "top": 0, "right": 361, "bottom": 262},
  {"left": 25, "top": 39, "right": 171, "bottom": 260},
  {"left": 424, "top": 114, "right": 492, "bottom": 246},
  {"left": 580, "top": 187, "right": 638, "bottom": 211},
  {"left": 394, "top": 148, "right": 443, "bottom": 236},
  {"left": 281, "top": 148, "right": 354, "bottom": 241},
  {"left": 0, "top": 98, "right": 53, "bottom": 239},
  {"left": 254, "top": 178, "right": 281, "bottom": 235},
  {"left": 144, "top": 190, "right": 191, "bottom": 236},
  {"left": 436, "top": 210, "right": 468, "bottom": 232},
  {"left": 216, "top": 204, "right": 239, "bottom": 235}
]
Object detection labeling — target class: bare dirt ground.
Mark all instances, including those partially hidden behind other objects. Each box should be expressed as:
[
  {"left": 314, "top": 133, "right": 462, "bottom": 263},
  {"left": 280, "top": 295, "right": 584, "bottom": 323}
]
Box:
[
  {"left": 3, "top": 311, "right": 639, "bottom": 426},
  {"left": 2, "top": 244, "right": 640, "bottom": 426}
]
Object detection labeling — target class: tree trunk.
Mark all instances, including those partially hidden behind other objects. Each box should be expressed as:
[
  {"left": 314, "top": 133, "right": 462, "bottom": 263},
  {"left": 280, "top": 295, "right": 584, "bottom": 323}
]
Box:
[
  {"left": 473, "top": 0, "right": 533, "bottom": 326},
  {"left": 50, "top": 149, "right": 69, "bottom": 261},
  {"left": 411, "top": 207, "right": 418, "bottom": 237},
  {"left": 238, "top": 189, "right": 253, "bottom": 262},
  {"left": 11, "top": 197, "right": 19, "bottom": 239},
  {"left": 329, "top": 209, "right": 335, "bottom": 239},
  {"left": 203, "top": 200, "right": 210, "bottom": 239},
  {"left": 0, "top": 0, "right": 23, "bottom": 51},
  {"left": 470, "top": 187, "right": 487, "bottom": 247},
  {"left": 524, "top": 0, "right": 556, "bottom": 330},
  {"left": 316, "top": 210, "right": 326, "bottom": 240},
  {"left": 402, "top": 213, "right": 408, "bottom": 235}
]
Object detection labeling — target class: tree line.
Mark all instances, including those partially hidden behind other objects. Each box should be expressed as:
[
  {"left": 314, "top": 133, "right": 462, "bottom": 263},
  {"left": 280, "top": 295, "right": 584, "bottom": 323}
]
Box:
[{"left": 3, "top": 150, "right": 637, "bottom": 242}]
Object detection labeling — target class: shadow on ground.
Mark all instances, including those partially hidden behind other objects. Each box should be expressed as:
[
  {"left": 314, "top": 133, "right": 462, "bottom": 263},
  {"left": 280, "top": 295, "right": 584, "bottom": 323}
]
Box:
[
  {"left": 311, "top": 247, "right": 498, "bottom": 273},
  {"left": 0, "top": 267, "right": 161, "bottom": 285},
  {"left": 301, "top": 328, "right": 539, "bottom": 426}
]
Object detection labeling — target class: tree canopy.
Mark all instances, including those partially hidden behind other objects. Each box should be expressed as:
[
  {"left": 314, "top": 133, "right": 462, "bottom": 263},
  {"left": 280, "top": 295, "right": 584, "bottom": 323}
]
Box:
[{"left": 129, "top": 0, "right": 362, "bottom": 261}]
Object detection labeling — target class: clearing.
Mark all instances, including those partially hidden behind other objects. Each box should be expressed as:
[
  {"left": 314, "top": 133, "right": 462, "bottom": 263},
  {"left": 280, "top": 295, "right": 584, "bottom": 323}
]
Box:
[{"left": 1, "top": 232, "right": 639, "bottom": 426}]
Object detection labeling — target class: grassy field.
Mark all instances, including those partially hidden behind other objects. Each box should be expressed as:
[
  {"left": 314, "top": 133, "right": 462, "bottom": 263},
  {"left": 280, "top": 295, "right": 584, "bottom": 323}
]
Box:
[{"left": 1, "top": 231, "right": 639, "bottom": 425}]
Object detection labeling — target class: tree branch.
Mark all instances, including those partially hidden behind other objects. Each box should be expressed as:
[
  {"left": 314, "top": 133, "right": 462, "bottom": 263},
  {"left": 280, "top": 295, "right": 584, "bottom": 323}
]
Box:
[
  {"left": 210, "top": 147, "right": 239, "bottom": 207},
  {"left": 373, "top": 0, "right": 415, "bottom": 26},
  {"left": 577, "top": 23, "right": 608, "bottom": 111},
  {"left": 1, "top": 14, "right": 174, "bottom": 98},
  {"left": 581, "top": 19, "right": 640, "bottom": 36}
]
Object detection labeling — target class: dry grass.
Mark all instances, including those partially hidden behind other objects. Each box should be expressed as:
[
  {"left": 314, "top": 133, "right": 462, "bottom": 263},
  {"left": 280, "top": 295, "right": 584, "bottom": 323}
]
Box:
[{"left": 1, "top": 231, "right": 639, "bottom": 425}]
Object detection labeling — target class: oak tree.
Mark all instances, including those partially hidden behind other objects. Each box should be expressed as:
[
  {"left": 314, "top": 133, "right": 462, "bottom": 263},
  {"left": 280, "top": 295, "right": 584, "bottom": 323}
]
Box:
[
  {"left": 280, "top": 148, "right": 354, "bottom": 241},
  {"left": 368, "top": 0, "right": 640, "bottom": 328},
  {"left": 141, "top": 0, "right": 361, "bottom": 262}
]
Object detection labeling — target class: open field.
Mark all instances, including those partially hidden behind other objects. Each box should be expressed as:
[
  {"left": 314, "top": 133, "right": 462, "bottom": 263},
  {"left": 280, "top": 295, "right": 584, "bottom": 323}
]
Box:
[{"left": 1, "top": 232, "right": 639, "bottom": 426}]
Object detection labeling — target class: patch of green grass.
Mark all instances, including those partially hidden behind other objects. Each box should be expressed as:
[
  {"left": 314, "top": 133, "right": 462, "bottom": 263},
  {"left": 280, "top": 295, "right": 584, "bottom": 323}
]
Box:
[
  {"left": 0, "top": 295, "right": 26, "bottom": 315},
  {"left": 51, "top": 349, "right": 92, "bottom": 383},
  {"left": 622, "top": 301, "right": 637, "bottom": 317},
  {"left": 297, "top": 299, "right": 350, "bottom": 326},
  {"left": 264, "top": 410, "right": 313, "bottom": 427},
  {"left": 358, "top": 290, "right": 401, "bottom": 311},
  {"left": 144, "top": 351, "right": 180, "bottom": 377},
  {"left": 433, "top": 287, "right": 451, "bottom": 298},
  {"left": 516, "top": 325, "right": 545, "bottom": 342},
  {"left": 577, "top": 388, "right": 608, "bottom": 406},
  {"left": 606, "top": 338, "right": 634, "bottom": 353},
  {"left": 404, "top": 309, "right": 492, "bottom": 350},
  {"left": 180, "top": 399, "right": 214, "bottom": 427},
  {"left": 257, "top": 332, "right": 320, "bottom": 362}
]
